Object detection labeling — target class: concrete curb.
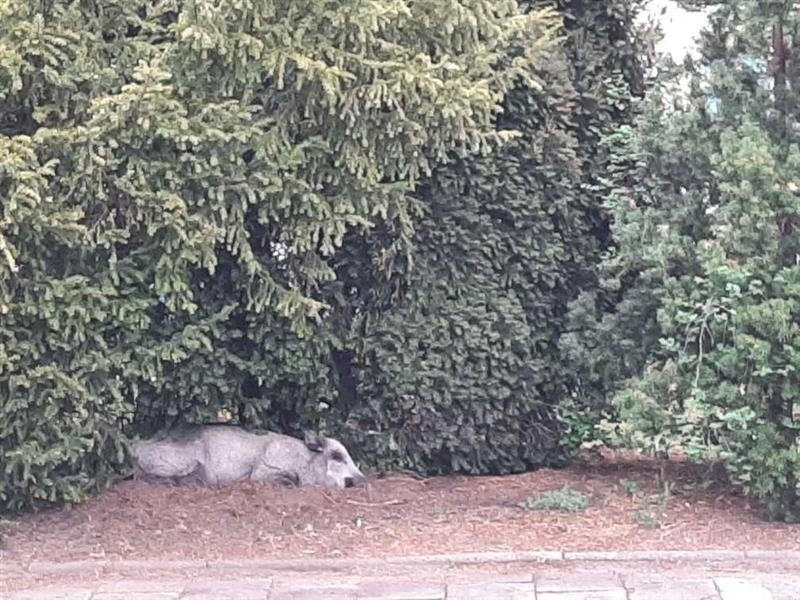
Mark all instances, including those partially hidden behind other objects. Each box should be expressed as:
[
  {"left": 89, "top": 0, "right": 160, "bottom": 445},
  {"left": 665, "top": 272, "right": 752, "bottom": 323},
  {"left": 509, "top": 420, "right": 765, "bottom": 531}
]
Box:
[{"left": 6, "top": 549, "right": 800, "bottom": 579}]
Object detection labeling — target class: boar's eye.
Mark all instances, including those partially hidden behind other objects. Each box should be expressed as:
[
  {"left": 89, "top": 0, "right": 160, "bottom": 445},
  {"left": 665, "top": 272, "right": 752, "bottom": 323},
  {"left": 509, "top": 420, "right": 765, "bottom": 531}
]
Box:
[{"left": 330, "top": 450, "right": 345, "bottom": 462}]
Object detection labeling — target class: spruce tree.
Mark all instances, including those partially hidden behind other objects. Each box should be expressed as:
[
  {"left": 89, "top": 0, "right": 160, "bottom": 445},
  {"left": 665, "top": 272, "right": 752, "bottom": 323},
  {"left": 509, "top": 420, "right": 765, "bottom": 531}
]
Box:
[
  {"left": 321, "top": 0, "right": 654, "bottom": 474},
  {"left": 0, "top": 0, "right": 557, "bottom": 511}
]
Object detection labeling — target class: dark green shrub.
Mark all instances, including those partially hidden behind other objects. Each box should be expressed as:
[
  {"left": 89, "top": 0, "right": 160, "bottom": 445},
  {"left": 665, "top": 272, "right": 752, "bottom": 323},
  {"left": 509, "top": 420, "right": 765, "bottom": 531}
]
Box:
[
  {"left": 0, "top": 0, "right": 557, "bottom": 512},
  {"left": 565, "top": 3, "right": 800, "bottom": 521},
  {"left": 0, "top": 0, "right": 650, "bottom": 511}
]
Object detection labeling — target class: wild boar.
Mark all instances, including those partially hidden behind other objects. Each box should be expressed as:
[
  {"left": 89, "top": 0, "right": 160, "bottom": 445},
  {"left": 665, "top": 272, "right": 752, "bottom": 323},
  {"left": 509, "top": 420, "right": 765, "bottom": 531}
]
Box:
[{"left": 132, "top": 424, "right": 367, "bottom": 489}]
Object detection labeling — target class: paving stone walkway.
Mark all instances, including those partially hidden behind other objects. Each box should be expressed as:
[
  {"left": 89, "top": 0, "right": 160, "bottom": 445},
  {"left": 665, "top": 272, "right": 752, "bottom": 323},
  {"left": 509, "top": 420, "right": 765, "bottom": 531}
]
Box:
[{"left": 3, "top": 566, "right": 799, "bottom": 600}]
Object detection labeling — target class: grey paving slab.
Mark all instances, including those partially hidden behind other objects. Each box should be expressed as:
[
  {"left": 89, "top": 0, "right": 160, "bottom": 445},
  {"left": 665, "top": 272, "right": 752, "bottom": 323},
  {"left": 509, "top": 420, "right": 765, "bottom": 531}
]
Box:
[
  {"left": 536, "top": 571, "right": 623, "bottom": 592},
  {"left": 270, "top": 580, "right": 359, "bottom": 600},
  {"left": 624, "top": 574, "right": 720, "bottom": 600},
  {"left": 759, "top": 575, "right": 800, "bottom": 600},
  {"left": 95, "top": 580, "right": 186, "bottom": 594},
  {"left": 441, "top": 573, "right": 533, "bottom": 586},
  {"left": 358, "top": 592, "right": 444, "bottom": 600},
  {"left": 627, "top": 581, "right": 719, "bottom": 600},
  {"left": 180, "top": 578, "right": 271, "bottom": 599},
  {"left": 537, "top": 591, "right": 627, "bottom": 600},
  {"left": 4, "top": 563, "right": 800, "bottom": 600},
  {"left": 715, "top": 578, "right": 774, "bottom": 600},
  {"left": 446, "top": 581, "right": 536, "bottom": 600},
  {"left": 356, "top": 579, "right": 446, "bottom": 599},
  {"left": 92, "top": 594, "right": 181, "bottom": 600},
  {"left": 7, "top": 590, "right": 92, "bottom": 600},
  {"left": 270, "top": 590, "right": 357, "bottom": 600}
]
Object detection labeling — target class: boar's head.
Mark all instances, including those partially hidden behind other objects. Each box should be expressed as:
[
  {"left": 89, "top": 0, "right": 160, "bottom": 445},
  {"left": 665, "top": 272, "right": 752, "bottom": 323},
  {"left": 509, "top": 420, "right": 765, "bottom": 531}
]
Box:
[{"left": 303, "top": 431, "right": 367, "bottom": 489}]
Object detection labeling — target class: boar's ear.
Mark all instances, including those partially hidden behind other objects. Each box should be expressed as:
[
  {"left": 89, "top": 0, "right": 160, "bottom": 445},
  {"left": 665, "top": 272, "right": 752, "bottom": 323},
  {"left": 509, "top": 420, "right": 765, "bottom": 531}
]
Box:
[{"left": 303, "top": 430, "right": 325, "bottom": 453}]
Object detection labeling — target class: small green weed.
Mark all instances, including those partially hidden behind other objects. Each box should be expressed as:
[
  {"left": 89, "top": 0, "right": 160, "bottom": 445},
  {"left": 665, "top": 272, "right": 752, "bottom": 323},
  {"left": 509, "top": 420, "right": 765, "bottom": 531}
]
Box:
[
  {"left": 630, "top": 483, "right": 671, "bottom": 530},
  {"left": 634, "top": 508, "right": 661, "bottom": 529},
  {"left": 619, "top": 478, "right": 642, "bottom": 497},
  {"left": 0, "top": 517, "right": 12, "bottom": 549},
  {"left": 519, "top": 487, "right": 590, "bottom": 513}
]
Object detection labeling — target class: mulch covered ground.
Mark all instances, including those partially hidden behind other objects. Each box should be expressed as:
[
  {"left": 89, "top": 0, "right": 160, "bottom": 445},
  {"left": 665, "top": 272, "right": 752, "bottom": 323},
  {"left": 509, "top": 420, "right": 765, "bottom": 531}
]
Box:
[{"left": 2, "top": 452, "right": 799, "bottom": 563}]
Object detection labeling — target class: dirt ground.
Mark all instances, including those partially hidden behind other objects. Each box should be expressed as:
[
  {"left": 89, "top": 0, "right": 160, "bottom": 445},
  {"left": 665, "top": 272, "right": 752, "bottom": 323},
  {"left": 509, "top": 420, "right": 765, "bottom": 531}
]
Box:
[{"left": 2, "top": 452, "right": 799, "bottom": 564}]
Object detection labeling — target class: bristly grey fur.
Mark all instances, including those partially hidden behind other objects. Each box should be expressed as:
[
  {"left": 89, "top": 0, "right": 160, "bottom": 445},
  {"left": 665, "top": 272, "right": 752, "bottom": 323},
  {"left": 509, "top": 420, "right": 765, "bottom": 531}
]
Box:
[{"left": 132, "top": 425, "right": 366, "bottom": 489}]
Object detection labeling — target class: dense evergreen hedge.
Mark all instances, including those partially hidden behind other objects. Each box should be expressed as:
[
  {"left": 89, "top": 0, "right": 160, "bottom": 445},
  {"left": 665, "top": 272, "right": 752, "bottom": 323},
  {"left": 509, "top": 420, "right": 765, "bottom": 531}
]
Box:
[{"left": 0, "top": 0, "right": 648, "bottom": 512}]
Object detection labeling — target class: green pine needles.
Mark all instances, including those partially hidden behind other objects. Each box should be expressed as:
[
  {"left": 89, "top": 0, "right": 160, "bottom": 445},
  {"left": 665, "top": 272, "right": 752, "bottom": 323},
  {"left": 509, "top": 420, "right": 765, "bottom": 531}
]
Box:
[{"left": 0, "top": 0, "right": 648, "bottom": 512}]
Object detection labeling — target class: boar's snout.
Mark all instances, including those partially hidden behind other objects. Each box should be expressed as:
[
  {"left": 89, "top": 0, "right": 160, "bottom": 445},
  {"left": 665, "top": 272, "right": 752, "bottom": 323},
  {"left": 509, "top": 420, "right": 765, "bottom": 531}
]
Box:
[{"left": 344, "top": 473, "right": 367, "bottom": 488}]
